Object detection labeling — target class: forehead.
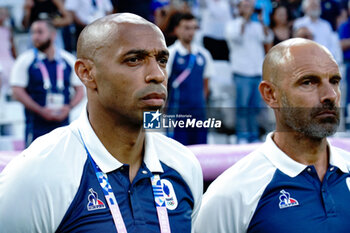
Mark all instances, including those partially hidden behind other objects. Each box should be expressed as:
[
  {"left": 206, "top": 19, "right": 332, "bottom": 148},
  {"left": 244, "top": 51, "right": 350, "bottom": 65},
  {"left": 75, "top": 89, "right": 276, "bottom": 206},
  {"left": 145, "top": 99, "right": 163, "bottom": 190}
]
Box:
[
  {"left": 284, "top": 44, "right": 339, "bottom": 79},
  {"left": 31, "top": 21, "right": 48, "bottom": 31},
  {"left": 179, "top": 19, "right": 197, "bottom": 26},
  {"left": 240, "top": 0, "right": 253, "bottom": 7},
  {"left": 275, "top": 7, "right": 287, "bottom": 14},
  {"left": 112, "top": 23, "right": 167, "bottom": 54}
]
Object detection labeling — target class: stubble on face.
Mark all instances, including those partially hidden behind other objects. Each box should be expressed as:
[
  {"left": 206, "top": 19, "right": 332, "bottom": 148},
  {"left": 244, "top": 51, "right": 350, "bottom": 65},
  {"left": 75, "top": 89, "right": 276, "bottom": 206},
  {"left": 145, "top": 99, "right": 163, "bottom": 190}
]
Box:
[
  {"left": 36, "top": 38, "right": 52, "bottom": 52},
  {"left": 280, "top": 93, "right": 340, "bottom": 139}
]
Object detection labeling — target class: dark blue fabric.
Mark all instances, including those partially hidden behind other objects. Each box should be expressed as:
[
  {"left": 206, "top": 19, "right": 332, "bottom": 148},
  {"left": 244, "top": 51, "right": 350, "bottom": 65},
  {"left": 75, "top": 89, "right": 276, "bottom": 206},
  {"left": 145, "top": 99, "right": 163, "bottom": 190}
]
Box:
[
  {"left": 248, "top": 166, "right": 350, "bottom": 233},
  {"left": 338, "top": 20, "right": 350, "bottom": 60},
  {"left": 56, "top": 160, "right": 194, "bottom": 233},
  {"left": 25, "top": 56, "right": 72, "bottom": 144},
  {"left": 167, "top": 51, "right": 207, "bottom": 145}
]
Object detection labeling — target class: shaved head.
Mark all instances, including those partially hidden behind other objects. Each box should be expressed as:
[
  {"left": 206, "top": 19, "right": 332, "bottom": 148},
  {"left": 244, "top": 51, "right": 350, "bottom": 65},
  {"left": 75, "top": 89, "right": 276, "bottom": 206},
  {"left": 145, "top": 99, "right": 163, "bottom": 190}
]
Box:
[
  {"left": 76, "top": 13, "right": 165, "bottom": 61},
  {"left": 260, "top": 37, "right": 341, "bottom": 139},
  {"left": 262, "top": 38, "right": 335, "bottom": 85}
]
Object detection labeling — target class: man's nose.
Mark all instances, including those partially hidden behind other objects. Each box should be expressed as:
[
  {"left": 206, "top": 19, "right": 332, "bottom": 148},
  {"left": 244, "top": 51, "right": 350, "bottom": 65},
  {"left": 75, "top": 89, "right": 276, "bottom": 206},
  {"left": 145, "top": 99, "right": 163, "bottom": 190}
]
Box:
[
  {"left": 319, "top": 82, "right": 338, "bottom": 104},
  {"left": 145, "top": 59, "right": 166, "bottom": 84}
]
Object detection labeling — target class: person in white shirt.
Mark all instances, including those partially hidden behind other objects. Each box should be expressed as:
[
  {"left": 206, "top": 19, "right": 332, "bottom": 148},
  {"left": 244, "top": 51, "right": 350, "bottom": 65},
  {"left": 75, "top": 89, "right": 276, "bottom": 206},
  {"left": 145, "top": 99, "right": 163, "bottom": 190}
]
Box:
[
  {"left": 201, "top": 0, "right": 232, "bottom": 60},
  {"left": 225, "top": 0, "right": 272, "bottom": 143},
  {"left": 293, "top": 0, "right": 343, "bottom": 64},
  {"left": 64, "top": 0, "right": 113, "bottom": 50}
]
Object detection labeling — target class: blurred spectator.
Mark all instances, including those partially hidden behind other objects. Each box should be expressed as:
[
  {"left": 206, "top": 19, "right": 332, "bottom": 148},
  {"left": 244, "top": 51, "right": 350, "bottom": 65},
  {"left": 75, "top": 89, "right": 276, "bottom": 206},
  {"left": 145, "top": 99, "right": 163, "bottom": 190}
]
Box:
[
  {"left": 114, "top": 0, "right": 153, "bottom": 21},
  {"left": 225, "top": 0, "right": 273, "bottom": 144},
  {"left": 10, "top": 19, "right": 84, "bottom": 147},
  {"left": 152, "top": 0, "right": 171, "bottom": 25},
  {"left": 293, "top": 0, "right": 343, "bottom": 63},
  {"left": 22, "top": 0, "right": 72, "bottom": 29},
  {"left": 293, "top": 25, "right": 314, "bottom": 39},
  {"left": 201, "top": 0, "right": 231, "bottom": 61},
  {"left": 22, "top": 0, "right": 72, "bottom": 50},
  {"left": 166, "top": 12, "right": 214, "bottom": 145},
  {"left": 0, "top": 7, "right": 16, "bottom": 100},
  {"left": 253, "top": 0, "right": 273, "bottom": 26},
  {"left": 280, "top": 0, "right": 303, "bottom": 21},
  {"left": 269, "top": 4, "right": 292, "bottom": 45},
  {"left": 64, "top": 0, "right": 113, "bottom": 51},
  {"left": 320, "top": 0, "right": 342, "bottom": 31},
  {"left": 338, "top": 2, "right": 350, "bottom": 126},
  {"left": 0, "top": 7, "right": 16, "bottom": 136},
  {"left": 157, "top": 2, "right": 192, "bottom": 46}
]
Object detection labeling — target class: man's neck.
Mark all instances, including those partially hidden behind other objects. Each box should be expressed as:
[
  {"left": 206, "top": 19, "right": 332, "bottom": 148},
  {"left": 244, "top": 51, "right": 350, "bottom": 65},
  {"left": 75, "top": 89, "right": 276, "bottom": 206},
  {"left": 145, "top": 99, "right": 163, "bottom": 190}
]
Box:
[
  {"left": 273, "top": 131, "right": 329, "bottom": 181},
  {"left": 180, "top": 40, "right": 191, "bottom": 53},
  {"left": 87, "top": 104, "right": 145, "bottom": 183},
  {"left": 43, "top": 46, "right": 55, "bottom": 60},
  {"left": 309, "top": 15, "right": 319, "bottom": 22}
]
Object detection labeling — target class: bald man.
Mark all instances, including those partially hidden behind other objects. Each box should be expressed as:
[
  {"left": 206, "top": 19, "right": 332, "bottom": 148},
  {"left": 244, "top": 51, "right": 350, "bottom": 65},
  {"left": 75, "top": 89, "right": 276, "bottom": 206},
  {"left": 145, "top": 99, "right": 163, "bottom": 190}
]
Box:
[
  {"left": 194, "top": 38, "right": 350, "bottom": 233},
  {"left": 0, "top": 13, "right": 203, "bottom": 233}
]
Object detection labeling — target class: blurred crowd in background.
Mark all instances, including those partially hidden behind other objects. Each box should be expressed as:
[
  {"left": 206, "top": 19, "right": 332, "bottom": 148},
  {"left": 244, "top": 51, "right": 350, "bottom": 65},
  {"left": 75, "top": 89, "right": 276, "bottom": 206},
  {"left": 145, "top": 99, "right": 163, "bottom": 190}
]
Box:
[{"left": 1, "top": 0, "right": 350, "bottom": 149}]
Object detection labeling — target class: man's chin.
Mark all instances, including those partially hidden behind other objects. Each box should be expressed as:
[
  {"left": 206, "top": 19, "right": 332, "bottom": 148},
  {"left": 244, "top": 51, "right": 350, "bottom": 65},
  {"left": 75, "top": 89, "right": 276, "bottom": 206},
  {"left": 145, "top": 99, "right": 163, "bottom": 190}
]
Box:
[{"left": 303, "top": 123, "right": 339, "bottom": 139}]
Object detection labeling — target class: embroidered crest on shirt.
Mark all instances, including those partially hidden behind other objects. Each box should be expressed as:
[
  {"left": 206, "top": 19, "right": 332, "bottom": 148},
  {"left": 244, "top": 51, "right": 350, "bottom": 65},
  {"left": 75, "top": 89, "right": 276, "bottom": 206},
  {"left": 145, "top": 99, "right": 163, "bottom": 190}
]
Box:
[
  {"left": 87, "top": 188, "right": 106, "bottom": 211},
  {"left": 346, "top": 177, "right": 350, "bottom": 192},
  {"left": 196, "top": 56, "right": 204, "bottom": 66},
  {"left": 279, "top": 190, "right": 299, "bottom": 209},
  {"left": 161, "top": 179, "right": 178, "bottom": 210}
]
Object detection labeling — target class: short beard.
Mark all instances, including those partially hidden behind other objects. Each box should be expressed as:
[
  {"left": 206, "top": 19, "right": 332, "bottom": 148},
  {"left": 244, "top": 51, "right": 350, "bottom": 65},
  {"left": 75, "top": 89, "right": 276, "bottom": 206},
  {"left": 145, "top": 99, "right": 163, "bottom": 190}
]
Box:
[
  {"left": 280, "top": 94, "right": 339, "bottom": 139},
  {"left": 36, "top": 38, "right": 52, "bottom": 52}
]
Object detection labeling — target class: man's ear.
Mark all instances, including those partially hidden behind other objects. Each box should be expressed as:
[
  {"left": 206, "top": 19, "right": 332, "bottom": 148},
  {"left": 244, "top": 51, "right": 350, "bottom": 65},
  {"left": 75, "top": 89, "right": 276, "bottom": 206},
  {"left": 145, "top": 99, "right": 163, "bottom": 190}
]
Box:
[
  {"left": 259, "top": 80, "right": 279, "bottom": 108},
  {"left": 75, "top": 59, "right": 97, "bottom": 90}
]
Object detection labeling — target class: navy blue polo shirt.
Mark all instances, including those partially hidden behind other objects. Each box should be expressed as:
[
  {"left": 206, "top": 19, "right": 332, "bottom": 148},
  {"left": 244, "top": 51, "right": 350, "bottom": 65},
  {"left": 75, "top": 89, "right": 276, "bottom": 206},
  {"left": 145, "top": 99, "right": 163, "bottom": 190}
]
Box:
[
  {"left": 0, "top": 109, "right": 203, "bottom": 232},
  {"left": 10, "top": 49, "right": 82, "bottom": 142},
  {"left": 167, "top": 40, "right": 213, "bottom": 113},
  {"left": 195, "top": 132, "right": 350, "bottom": 233}
]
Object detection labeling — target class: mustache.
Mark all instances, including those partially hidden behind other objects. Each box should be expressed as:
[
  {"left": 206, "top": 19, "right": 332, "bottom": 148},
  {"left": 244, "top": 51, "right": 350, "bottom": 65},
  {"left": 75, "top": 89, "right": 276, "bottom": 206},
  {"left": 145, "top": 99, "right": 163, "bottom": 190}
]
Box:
[{"left": 311, "top": 101, "right": 339, "bottom": 117}]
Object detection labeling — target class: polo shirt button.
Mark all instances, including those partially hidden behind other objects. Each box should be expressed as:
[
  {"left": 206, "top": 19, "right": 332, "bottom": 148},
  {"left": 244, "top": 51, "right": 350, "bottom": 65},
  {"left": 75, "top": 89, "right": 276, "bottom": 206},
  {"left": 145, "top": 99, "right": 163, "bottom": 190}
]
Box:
[
  {"left": 330, "top": 167, "right": 334, "bottom": 171},
  {"left": 307, "top": 168, "right": 312, "bottom": 173},
  {"left": 142, "top": 170, "right": 148, "bottom": 174}
]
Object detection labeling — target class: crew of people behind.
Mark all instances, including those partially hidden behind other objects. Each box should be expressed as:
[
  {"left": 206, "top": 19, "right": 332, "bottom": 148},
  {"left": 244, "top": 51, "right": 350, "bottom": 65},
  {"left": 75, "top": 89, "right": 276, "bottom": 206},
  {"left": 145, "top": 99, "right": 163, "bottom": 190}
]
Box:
[{"left": 1, "top": 0, "right": 350, "bottom": 147}]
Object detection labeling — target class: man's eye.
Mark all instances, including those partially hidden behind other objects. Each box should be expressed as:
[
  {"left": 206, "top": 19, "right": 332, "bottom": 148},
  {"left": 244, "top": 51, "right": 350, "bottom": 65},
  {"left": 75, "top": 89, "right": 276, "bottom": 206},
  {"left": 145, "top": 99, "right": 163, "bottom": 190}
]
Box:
[
  {"left": 302, "top": 80, "right": 313, "bottom": 85},
  {"left": 158, "top": 57, "right": 168, "bottom": 65},
  {"left": 330, "top": 78, "right": 340, "bottom": 85},
  {"left": 127, "top": 57, "right": 140, "bottom": 63}
]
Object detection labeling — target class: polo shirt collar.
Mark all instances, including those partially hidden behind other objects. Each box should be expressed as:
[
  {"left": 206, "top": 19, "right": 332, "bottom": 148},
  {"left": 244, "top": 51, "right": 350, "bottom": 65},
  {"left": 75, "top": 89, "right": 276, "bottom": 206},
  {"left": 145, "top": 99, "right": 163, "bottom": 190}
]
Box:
[
  {"left": 329, "top": 144, "right": 349, "bottom": 173},
  {"left": 144, "top": 132, "right": 164, "bottom": 173},
  {"left": 261, "top": 132, "right": 349, "bottom": 177},
  {"left": 173, "top": 40, "right": 199, "bottom": 56},
  {"left": 35, "top": 48, "right": 60, "bottom": 61},
  {"left": 261, "top": 132, "right": 307, "bottom": 178},
  {"left": 76, "top": 108, "right": 163, "bottom": 174}
]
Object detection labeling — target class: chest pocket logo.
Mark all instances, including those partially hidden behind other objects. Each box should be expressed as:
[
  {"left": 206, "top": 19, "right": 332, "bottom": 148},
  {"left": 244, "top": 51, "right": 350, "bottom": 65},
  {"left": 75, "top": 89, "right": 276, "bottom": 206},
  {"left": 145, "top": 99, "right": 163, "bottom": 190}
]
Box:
[
  {"left": 161, "top": 179, "right": 178, "bottom": 210},
  {"left": 279, "top": 190, "right": 299, "bottom": 209},
  {"left": 87, "top": 188, "right": 106, "bottom": 211},
  {"left": 196, "top": 56, "right": 204, "bottom": 66}
]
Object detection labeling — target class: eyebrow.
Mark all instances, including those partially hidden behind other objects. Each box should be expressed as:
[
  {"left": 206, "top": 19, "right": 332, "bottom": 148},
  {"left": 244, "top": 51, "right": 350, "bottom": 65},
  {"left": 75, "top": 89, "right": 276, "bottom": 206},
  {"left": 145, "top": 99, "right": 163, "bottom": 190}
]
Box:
[
  {"left": 123, "top": 49, "right": 169, "bottom": 57},
  {"left": 298, "top": 74, "right": 342, "bottom": 82}
]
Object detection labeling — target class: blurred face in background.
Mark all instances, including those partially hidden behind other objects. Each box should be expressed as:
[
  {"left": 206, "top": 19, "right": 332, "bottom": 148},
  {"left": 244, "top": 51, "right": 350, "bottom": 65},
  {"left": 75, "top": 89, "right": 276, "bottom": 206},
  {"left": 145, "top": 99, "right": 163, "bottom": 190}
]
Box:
[
  {"left": 273, "top": 6, "right": 288, "bottom": 26},
  {"left": 31, "top": 21, "right": 55, "bottom": 52},
  {"left": 175, "top": 18, "right": 198, "bottom": 45},
  {"left": 0, "top": 7, "right": 8, "bottom": 25},
  {"left": 239, "top": 0, "right": 254, "bottom": 19},
  {"left": 304, "top": 0, "right": 321, "bottom": 19}
]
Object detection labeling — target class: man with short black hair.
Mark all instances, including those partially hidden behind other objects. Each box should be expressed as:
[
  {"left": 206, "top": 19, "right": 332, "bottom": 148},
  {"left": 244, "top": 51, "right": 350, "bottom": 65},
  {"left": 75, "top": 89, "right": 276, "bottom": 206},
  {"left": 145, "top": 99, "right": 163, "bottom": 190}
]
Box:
[
  {"left": 10, "top": 19, "right": 84, "bottom": 147},
  {"left": 166, "top": 12, "right": 214, "bottom": 145}
]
